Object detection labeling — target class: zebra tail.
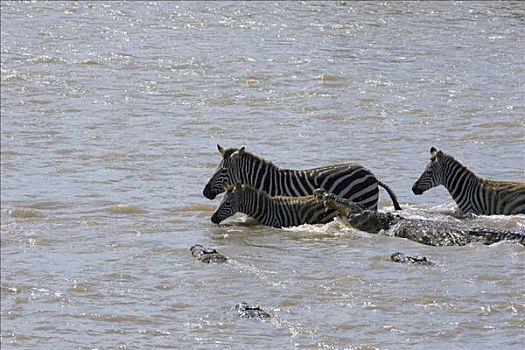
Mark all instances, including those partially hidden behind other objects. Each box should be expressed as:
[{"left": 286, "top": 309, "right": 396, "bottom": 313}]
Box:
[{"left": 377, "top": 180, "right": 402, "bottom": 210}]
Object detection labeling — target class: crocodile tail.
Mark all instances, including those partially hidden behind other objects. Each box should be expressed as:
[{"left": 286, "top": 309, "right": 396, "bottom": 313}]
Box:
[{"left": 377, "top": 180, "right": 402, "bottom": 210}]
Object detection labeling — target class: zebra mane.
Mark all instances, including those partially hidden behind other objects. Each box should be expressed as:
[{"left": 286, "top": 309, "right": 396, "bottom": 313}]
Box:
[
  {"left": 228, "top": 183, "right": 315, "bottom": 202},
  {"left": 437, "top": 151, "right": 479, "bottom": 180},
  {"left": 226, "top": 183, "right": 272, "bottom": 196},
  {"left": 222, "top": 148, "right": 278, "bottom": 169},
  {"left": 440, "top": 151, "right": 524, "bottom": 187}
]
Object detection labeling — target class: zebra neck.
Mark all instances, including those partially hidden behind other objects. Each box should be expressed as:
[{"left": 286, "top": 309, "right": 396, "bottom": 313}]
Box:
[
  {"left": 441, "top": 158, "right": 482, "bottom": 211},
  {"left": 238, "top": 190, "right": 275, "bottom": 226},
  {"left": 238, "top": 154, "right": 314, "bottom": 196},
  {"left": 238, "top": 156, "right": 298, "bottom": 196},
  {"left": 238, "top": 155, "right": 276, "bottom": 192}
]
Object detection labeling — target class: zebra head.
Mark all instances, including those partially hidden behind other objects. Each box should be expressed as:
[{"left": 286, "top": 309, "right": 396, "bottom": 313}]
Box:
[
  {"left": 412, "top": 147, "right": 445, "bottom": 195},
  {"left": 203, "top": 145, "right": 245, "bottom": 199},
  {"left": 211, "top": 182, "right": 243, "bottom": 224}
]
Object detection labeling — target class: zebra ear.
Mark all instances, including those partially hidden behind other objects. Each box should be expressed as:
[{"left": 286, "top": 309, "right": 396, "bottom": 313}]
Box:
[
  {"left": 231, "top": 147, "right": 245, "bottom": 159},
  {"left": 217, "top": 144, "right": 225, "bottom": 156},
  {"left": 430, "top": 147, "right": 439, "bottom": 159},
  {"left": 430, "top": 147, "right": 440, "bottom": 161}
]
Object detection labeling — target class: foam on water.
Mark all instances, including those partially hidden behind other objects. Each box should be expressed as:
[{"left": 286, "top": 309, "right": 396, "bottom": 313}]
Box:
[
  {"left": 105, "top": 204, "right": 147, "bottom": 214},
  {"left": 7, "top": 207, "right": 45, "bottom": 218}
]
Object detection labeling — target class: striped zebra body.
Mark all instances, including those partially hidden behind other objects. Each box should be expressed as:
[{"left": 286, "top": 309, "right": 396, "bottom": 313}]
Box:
[
  {"left": 203, "top": 145, "right": 401, "bottom": 211},
  {"left": 211, "top": 183, "right": 338, "bottom": 228},
  {"left": 412, "top": 147, "right": 525, "bottom": 215}
]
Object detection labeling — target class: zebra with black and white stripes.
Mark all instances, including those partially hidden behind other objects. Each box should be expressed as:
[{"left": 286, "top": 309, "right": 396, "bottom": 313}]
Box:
[
  {"left": 203, "top": 145, "right": 402, "bottom": 211},
  {"left": 211, "top": 183, "right": 337, "bottom": 228},
  {"left": 412, "top": 147, "right": 525, "bottom": 215}
]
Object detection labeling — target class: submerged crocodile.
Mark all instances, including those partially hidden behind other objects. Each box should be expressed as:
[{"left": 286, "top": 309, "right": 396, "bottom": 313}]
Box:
[
  {"left": 235, "top": 302, "right": 271, "bottom": 319},
  {"left": 390, "top": 252, "right": 435, "bottom": 266},
  {"left": 190, "top": 244, "right": 228, "bottom": 263},
  {"left": 314, "top": 189, "right": 525, "bottom": 247}
]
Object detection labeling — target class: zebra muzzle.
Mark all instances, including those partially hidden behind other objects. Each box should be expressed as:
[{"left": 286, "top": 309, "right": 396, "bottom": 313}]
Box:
[
  {"left": 203, "top": 185, "right": 217, "bottom": 199},
  {"left": 211, "top": 212, "right": 222, "bottom": 224},
  {"left": 412, "top": 184, "right": 423, "bottom": 195}
]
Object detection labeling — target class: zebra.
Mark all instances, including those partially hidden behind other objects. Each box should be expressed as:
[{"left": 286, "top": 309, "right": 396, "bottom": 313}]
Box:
[
  {"left": 203, "top": 145, "right": 402, "bottom": 211},
  {"left": 412, "top": 147, "right": 525, "bottom": 215},
  {"left": 210, "top": 183, "right": 338, "bottom": 228}
]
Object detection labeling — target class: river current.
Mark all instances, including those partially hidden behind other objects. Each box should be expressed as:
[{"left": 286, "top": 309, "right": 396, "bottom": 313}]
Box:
[{"left": 1, "top": 2, "right": 524, "bottom": 349}]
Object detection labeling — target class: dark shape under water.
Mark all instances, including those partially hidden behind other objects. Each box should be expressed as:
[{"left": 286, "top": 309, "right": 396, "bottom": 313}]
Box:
[
  {"left": 190, "top": 244, "right": 228, "bottom": 264},
  {"left": 235, "top": 302, "right": 271, "bottom": 319},
  {"left": 391, "top": 252, "right": 434, "bottom": 266},
  {"left": 314, "top": 189, "right": 525, "bottom": 247}
]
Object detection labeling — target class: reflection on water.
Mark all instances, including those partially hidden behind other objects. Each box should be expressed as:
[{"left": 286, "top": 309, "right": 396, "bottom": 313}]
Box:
[{"left": 1, "top": 1, "right": 524, "bottom": 349}]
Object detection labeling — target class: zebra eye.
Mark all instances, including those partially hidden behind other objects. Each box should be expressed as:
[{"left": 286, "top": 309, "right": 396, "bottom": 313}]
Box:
[{"left": 426, "top": 170, "right": 432, "bottom": 175}]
